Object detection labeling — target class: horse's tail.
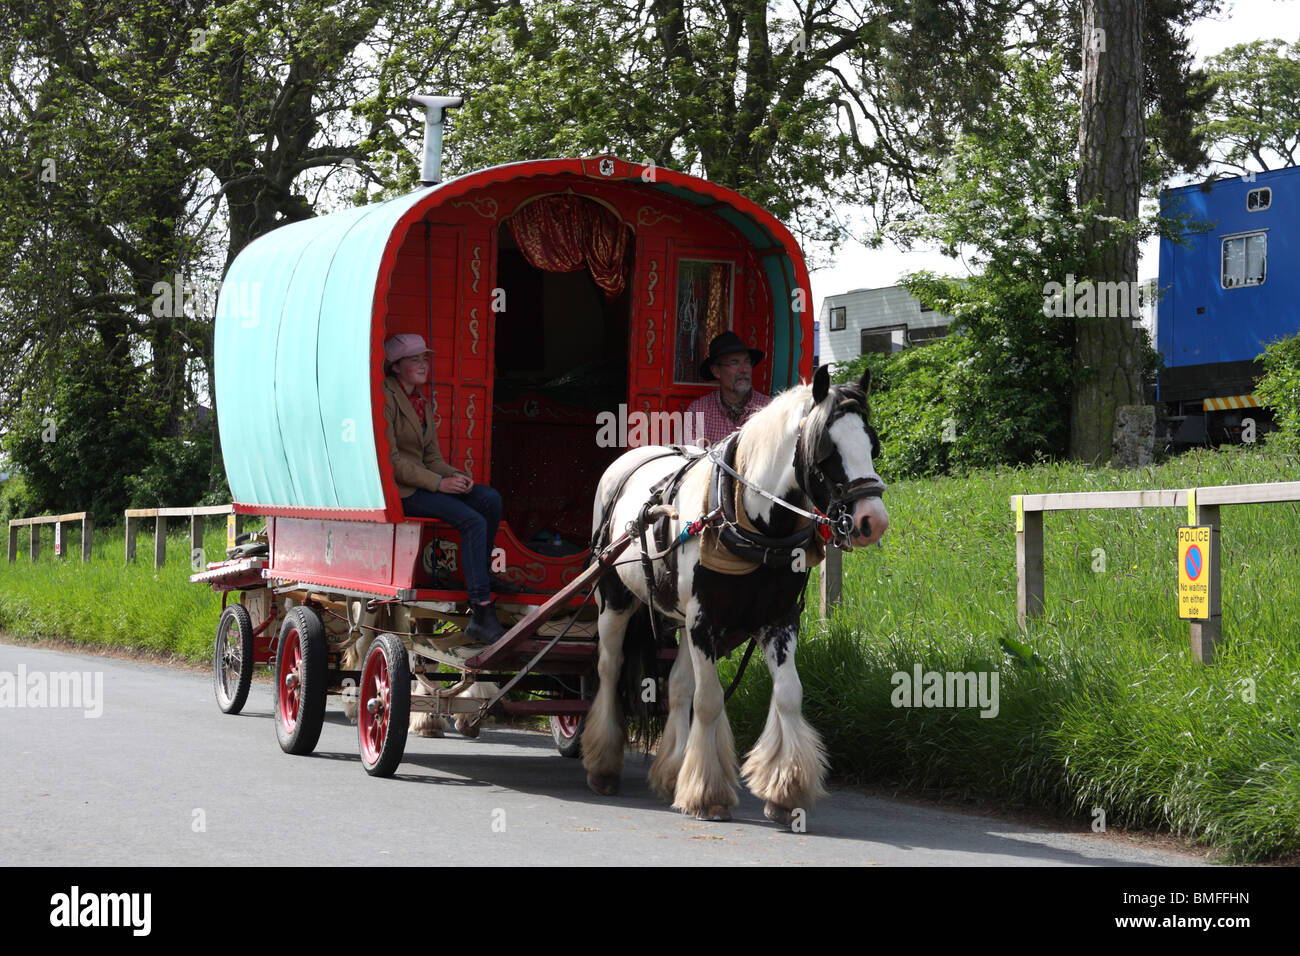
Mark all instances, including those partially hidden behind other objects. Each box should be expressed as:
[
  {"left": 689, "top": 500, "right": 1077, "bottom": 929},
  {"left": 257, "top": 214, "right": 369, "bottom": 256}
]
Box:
[{"left": 616, "top": 605, "right": 671, "bottom": 752}]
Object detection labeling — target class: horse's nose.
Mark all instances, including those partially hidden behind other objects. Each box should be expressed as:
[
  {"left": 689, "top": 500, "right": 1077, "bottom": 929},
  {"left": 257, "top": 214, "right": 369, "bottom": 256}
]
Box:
[{"left": 853, "top": 499, "right": 889, "bottom": 545}]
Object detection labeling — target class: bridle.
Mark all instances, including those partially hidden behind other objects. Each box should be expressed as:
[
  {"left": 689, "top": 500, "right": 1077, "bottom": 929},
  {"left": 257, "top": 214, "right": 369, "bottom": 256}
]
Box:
[{"left": 793, "top": 400, "right": 886, "bottom": 550}]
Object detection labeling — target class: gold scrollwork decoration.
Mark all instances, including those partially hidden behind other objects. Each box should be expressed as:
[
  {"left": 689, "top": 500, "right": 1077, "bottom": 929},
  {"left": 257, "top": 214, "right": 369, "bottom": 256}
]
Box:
[
  {"left": 469, "top": 307, "right": 480, "bottom": 355},
  {"left": 450, "top": 197, "right": 500, "bottom": 221},
  {"left": 469, "top": 245, "right": 482, "bottom": 293},
  {"left": 646, "top": 258, "right": 658, "bottom": 306},
  {"left": 636, "top": 205, "right": 682, "bottom": 227}
]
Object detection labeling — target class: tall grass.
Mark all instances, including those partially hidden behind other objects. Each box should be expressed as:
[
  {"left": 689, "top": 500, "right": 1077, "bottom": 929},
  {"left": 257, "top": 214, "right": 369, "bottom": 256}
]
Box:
[{"left": 0, "top": 522, "right": 229, "bottom": 660}]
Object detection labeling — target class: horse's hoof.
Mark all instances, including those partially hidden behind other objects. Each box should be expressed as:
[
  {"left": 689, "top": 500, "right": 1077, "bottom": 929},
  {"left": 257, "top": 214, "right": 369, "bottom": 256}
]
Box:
[
  {"left": 410, "top": 718, "right": 444, "bottom": 738},
  {"left": 454, "top": 715, "right": 480, "bottom": 738},
  {"left": 587, "top": 772, "right": 620, "bottom": 796},
  {"left": 698, "top": 805, "right": 731, "bottom": 822},
  {"left": 763, "top": 801, "right": 790, "bottom": 825}
]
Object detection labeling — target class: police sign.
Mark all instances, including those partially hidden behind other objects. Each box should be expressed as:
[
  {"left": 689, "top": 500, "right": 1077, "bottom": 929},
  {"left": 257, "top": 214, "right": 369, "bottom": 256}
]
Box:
[{"left": 1177, "top": 526, "right": 1212, "bottom": 620}]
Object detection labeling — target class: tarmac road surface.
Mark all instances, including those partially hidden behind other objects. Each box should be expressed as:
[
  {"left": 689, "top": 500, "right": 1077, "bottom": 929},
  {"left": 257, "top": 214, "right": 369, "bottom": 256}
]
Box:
[{"left": 0, "top": 641, "right": 1207, "bottom": 867}]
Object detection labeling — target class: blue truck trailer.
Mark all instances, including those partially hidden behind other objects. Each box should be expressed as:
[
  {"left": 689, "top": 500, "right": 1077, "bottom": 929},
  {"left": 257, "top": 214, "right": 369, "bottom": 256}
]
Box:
[{"left": 1157, "top": 165, "right": 1300, "bottom": 445}]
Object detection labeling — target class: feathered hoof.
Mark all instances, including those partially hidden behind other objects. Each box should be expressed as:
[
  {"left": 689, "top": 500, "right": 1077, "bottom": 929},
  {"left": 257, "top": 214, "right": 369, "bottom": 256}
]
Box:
[
  {"left": 410, "top": 714, "right": 446, "bottom": 738},
  {"left": 763, "top": 801, "right": 807, "bottom": 831},
  {"left": 764, "top": 801, "right": 791, "bottom": 825},
  {"left": 343, "top": 700, "right": 359, "bottom": 725},
  {"left": 454, "top": 715, "right": 480, "bottom": 738},
  {"left": 697, "top": 804, "right": 731, "bottom": 822},
  {"left": 647, "top": 758, "right": 680, "bottom": 801},
  {"left": 587, "top": 772, "right": 620, "bottom": 796}
]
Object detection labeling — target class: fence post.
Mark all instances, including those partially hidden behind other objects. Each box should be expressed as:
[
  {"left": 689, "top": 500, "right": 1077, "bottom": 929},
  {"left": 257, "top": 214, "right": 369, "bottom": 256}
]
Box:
[
  {"left": 819, "top": 545, "right": 843, "bottom": 618},
  {"left": 125, "top": 515, "right": 137, "bottom": 563},
  {"left": 8, "top": 523, "right": 17, "bottom": 563},
  {"left": 81, "top": 513, "right": 93, "bottom": 562},
  {"left": 1016, "top": 497, "right": 1045, "bottom": 629},
  {"left": 190, "top": 514, "right": 204, "bottom": 568},
  {"left": 1189, "top": 502, "right": 1222, "bottom": 664},
  {"left": 29, "top": 523, "right": 39, "bottom": 561},
  {"left": 154, "top": 515, "right": 167, "bottom": 570}
]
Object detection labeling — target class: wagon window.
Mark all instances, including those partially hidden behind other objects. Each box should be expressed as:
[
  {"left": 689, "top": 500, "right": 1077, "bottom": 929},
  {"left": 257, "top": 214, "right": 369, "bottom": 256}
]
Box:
[
  {"left": 674, "top": 259, "right": 734, "bottom": 383},
  {"left": 1221, "top": 232, "right": 1266, "bottom": 289}
]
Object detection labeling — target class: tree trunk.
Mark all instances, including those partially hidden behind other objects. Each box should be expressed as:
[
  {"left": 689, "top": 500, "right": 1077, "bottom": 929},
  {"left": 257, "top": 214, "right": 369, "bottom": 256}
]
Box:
[{"left": 1071, "top": 0, "right": 1146, "bottom": 464}]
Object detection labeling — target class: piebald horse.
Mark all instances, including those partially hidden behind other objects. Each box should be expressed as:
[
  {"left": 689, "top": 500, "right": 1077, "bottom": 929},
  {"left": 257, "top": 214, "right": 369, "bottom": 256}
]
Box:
[{"left": 582, "top": 365, "right": 887, "bottom": 827}]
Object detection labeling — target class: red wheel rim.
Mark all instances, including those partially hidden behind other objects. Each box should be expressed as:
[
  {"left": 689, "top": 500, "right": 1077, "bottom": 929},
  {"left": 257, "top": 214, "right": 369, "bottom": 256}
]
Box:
[
  {"left": 278, "top": 627, "right": 302, "bottom": 733},
  {"left": 359, "top": 647, "right": 390, "bottom": 766},
  {"left": 555, "top": 714, "right": 581, "bottom": 738}
]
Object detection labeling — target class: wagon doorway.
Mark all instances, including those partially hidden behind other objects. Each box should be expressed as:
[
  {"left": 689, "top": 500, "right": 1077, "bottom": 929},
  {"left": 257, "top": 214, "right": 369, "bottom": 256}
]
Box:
[{"left": 490, "top": 194, "right": 633, "bottom": 557}]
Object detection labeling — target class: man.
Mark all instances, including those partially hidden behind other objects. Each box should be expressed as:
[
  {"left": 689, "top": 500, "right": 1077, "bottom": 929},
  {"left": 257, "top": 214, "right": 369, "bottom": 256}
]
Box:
[{"left": 685, "top": 330, "right": 772, "bottom": 447}]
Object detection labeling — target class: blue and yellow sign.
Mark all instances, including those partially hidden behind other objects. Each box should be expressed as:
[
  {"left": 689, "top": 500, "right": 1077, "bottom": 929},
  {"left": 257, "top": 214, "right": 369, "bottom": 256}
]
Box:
[{"left": 1177, "top": 526, "right": 1212, "bottom": 620}]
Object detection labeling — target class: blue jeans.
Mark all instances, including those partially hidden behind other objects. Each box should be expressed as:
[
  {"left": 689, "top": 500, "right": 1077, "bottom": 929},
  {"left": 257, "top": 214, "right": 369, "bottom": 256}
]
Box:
[{"left": 402, "top": 484, "right": 502, "bottom": 604}]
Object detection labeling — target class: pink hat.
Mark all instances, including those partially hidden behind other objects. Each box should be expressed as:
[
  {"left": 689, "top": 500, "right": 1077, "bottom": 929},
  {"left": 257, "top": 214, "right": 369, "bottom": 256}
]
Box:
[{"left": 384, "top": 334, "right": 432, "bottom": 364}]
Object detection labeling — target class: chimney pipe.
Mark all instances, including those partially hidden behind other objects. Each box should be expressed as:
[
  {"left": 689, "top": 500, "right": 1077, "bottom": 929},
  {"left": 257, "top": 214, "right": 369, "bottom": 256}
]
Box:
[{"left": 411, "top": 95, "right": 463, "bottom": 186}]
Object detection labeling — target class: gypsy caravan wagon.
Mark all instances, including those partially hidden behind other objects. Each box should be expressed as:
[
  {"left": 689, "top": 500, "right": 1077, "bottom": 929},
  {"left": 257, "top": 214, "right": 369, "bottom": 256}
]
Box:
[{"left": 193, "top": 98, "right": 816, "bottom": 777}]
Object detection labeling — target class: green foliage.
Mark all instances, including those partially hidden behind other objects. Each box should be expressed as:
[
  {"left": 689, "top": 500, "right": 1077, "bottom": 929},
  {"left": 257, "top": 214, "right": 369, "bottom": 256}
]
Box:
[
  {"left": 1195, "top": 38, "right": 1300, "bottom": 173},
  {"left": 0, "top": 472, "right": 35, "bottom": 527},
  {"left": 1256, "top": 333, "right": 1300, "bottom": 447},
  {"left": 842, "top": 53, "right": 1173, "bottom": 479}
]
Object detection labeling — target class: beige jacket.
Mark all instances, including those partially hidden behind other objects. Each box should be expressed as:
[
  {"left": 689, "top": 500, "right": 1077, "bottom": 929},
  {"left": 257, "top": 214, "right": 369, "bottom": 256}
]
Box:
[{"left": 382, "top": 376, "right": 462, "bottom": 497}]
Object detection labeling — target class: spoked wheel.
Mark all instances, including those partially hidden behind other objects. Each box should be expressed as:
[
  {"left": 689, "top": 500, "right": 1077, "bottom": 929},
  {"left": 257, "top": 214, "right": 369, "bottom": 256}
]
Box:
[
  {"left": 550, "top": 712, "right": 586, "bottom": 759},
  {"left": 358, "top": 633, "right": 411, "bottom": 777},
  {"left": 274, "top": 606, "right": 327, "bottom": 755},
  {"left": 550, "top": 675, "right": 590, "bottom": 758},
  {"left": 213, "top": 603, "right": 255, "bottom": 714}
]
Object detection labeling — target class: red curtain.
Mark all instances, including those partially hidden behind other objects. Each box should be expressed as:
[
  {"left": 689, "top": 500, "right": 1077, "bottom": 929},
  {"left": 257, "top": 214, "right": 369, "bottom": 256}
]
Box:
[{"left": 506, "top": 195, "right": 631, "bottom": 299}]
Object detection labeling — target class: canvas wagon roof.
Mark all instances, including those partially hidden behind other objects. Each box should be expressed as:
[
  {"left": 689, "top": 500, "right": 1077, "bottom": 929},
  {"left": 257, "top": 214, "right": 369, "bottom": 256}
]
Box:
[{"left": 214, "top": 156, "right": 812, "bottom": 519}]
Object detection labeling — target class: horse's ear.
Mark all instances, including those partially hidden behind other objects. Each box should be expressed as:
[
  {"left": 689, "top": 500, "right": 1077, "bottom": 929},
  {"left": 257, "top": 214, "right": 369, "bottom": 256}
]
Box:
[
  {"left": 812, "top": 364, "right": 830, "bottom": 404},
  {"left": 859, "top": 366, "right": 872, "bottom": 396}
]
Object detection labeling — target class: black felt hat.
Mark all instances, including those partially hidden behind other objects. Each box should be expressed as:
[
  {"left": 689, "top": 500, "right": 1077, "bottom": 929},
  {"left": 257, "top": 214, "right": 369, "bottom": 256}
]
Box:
[{"left": 699, "top": 331, "right": 765, "bottom": 382}]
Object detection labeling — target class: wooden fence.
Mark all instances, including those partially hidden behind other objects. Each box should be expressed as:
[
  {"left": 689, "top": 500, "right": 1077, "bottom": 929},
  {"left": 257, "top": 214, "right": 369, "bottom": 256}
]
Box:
[
  {"left": 124, "top": 506, "right": 245, "bottom": 569},
  {"left": 1012, "top": 480, "right": 1300, "bottom": 664},
  {"left": 7, "top": 512, "right": 93, "bottom": 563}
]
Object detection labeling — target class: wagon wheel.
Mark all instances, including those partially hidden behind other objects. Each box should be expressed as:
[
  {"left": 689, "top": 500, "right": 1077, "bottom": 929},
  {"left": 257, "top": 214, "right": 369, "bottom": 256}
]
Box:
[
  {"left": 358, "top": 633, "right": 411, "bottom": 777},
  {"left": 213, "top": 603, "right": 255, "bottom": 715},
  {"left": 274, "top": 606, "right": 328, "bottom": 756},
  {"left": 549, "top": 713, "right": 585, "bottom": 758},
  {"left": 550, "top": 676, "right": 591, "bottom": 758}
]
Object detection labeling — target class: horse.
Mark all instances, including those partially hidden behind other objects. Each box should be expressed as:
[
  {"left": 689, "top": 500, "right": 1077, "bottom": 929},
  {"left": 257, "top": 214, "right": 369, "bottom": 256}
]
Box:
[{"left": 581, "top": 365, "right": 888, "bottom": 828}]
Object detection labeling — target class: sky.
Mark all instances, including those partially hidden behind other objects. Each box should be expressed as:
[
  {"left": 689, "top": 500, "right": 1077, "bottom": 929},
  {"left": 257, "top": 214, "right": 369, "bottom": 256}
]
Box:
[{"left": 807, "top": 0, "right": 1300, "bottom": 316}]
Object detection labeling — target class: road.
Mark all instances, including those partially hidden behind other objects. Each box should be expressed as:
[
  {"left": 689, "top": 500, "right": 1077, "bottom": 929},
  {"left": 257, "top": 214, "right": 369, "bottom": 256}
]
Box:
[{"left": 0, "top": 641, "right": 1207, "bottom": 866}]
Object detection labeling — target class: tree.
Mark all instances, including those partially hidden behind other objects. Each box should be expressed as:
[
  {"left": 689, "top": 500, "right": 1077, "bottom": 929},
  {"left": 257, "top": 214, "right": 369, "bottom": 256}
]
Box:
[
  {"left": 447, "top": 0, "right": 1046, "bottom": 247},
  {"left": 1069, "top": 0, "right": 1148, "bottom": 463},
  {"left": 0, "top": 0, "right": 472, "bottom": 513},
  {"left": 1196, "top": 38, "right": 1300, "bottom": 172}
]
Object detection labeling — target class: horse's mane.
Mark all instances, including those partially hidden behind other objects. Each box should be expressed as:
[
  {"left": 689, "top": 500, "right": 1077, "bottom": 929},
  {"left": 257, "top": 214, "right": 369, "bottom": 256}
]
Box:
[{"left": 734, "top": 384, "right": 811, "bottom": 486}]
